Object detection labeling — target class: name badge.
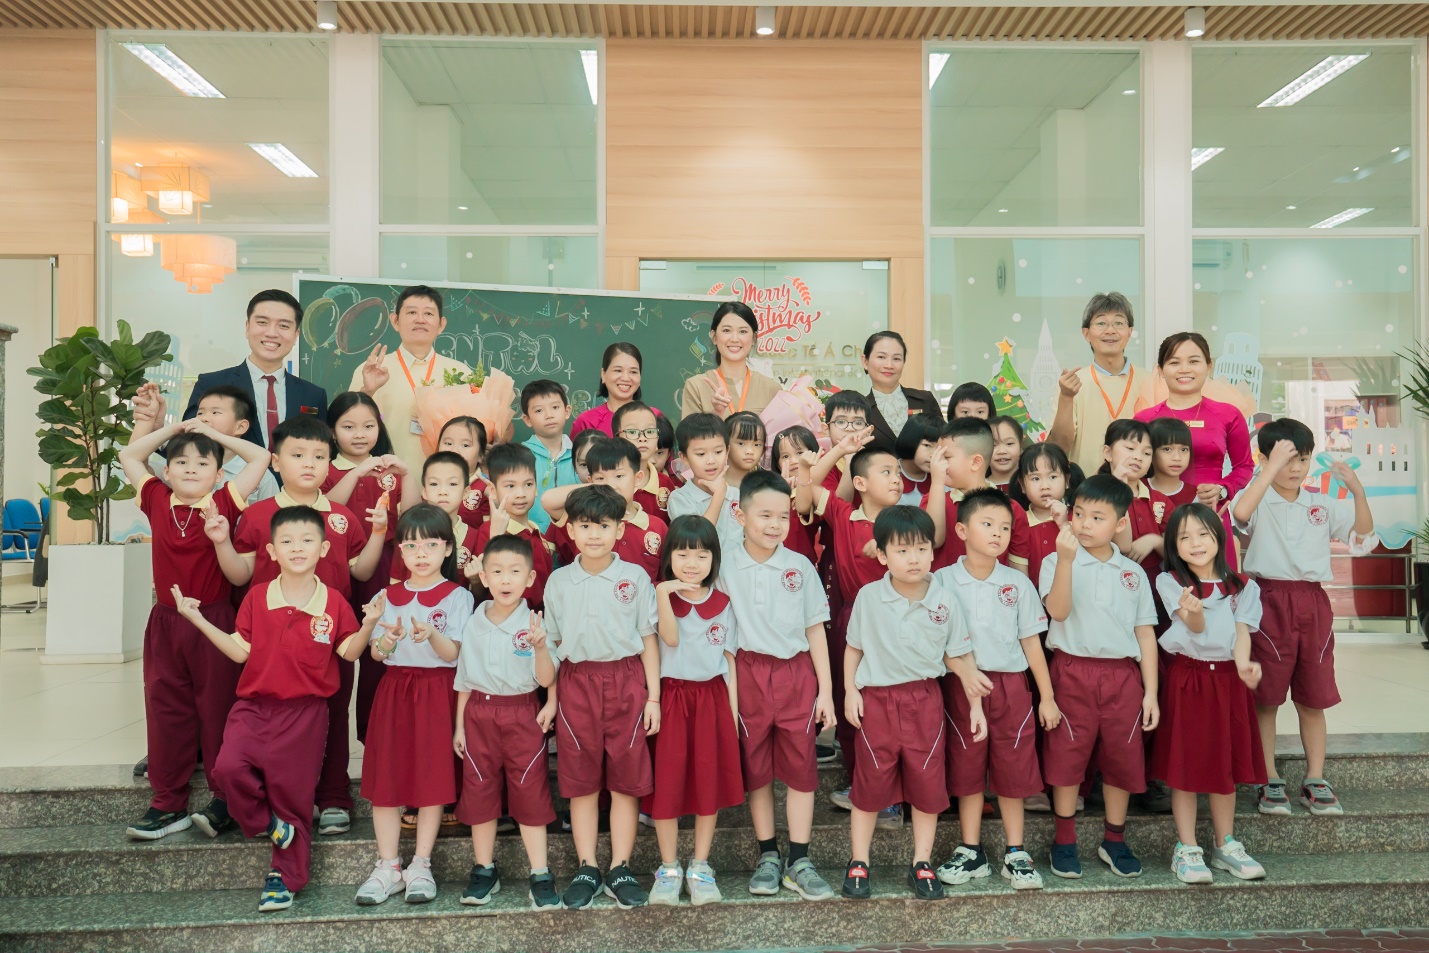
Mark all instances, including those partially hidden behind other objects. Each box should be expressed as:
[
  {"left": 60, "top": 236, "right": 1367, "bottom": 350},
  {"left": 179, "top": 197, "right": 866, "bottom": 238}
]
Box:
[
  {"left": 409, "top": 418, "right": 424, "bottom": 435},
  {"left": 1186, "top": 419, "right": 1206, "bottom": 428}
]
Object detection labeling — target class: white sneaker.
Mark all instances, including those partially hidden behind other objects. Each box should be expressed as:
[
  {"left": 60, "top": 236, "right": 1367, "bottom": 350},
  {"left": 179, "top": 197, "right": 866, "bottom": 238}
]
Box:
[
  {"left": 355, "top": 858, "right": 404, "bottom": 905},
  {"left": 1000, "top": 849, "right": 1044, "bottom": 890},
  {"left": 1024, "top": 792, "right": 1052, "bottom": 812},
  {"left": 403, "top": 855, "right": 437, "bottom": 903},
  {"left": 685, "top": 860, "right": 723, "bottom": 906},
  {"left": 318, "top": 807, "right": 350, "bottom": 836},
  {"left": 1171, "top": 842, "right": 1213, "bottom": 884},
  {"left": 828, "top": 788, "right": 853, "bottom": 811},
  {"left": 1210, "top": 837, "right": 1266, "bottom": 880},
  {"left": 638, "top": 812, "right": 656, "bottom": 829},
  {"left": 649, "top": 862, "right": 683, "bottom": 906}
]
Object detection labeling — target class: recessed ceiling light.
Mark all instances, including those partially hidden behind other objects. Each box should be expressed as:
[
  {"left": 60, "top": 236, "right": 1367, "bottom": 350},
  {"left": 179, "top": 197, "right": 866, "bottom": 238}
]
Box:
[
  {"left": 1391, "top": 146, "right": 1401, "bottom": 153},
  {"left": 929, "top": 53, "right": 950, "bottom": 89},
  {"left": 997, "top": 208, "right": 1009, "bottom": 213},
  {"left": 122, "top": 42, "right": 224, "bottom": 98},
  {"left": 1257, "top": 54, "right": 1368, "bottom": 108},
  {"left": 456, "top": 205, "right": 468, "bottom": 211},
  {"left": 1122, "top": 89, "right": 1137, "bottom": 96},
  {"left": 1286, "top": 205, "right": 1297, "bottom": 210},
  {"left": 1190, "top": 147, "right": 1224, "bottom": 170},
  {"left": 579, "top": 50, "right": 598, "bottom": 105},
  {"left": 247, "top": 143, "right": 318, "bottom": 178},
  {"left": 1311, "top": 207, "right": 1373, "bottom": 228},
  {"left": 1352, "top": 166, "right": 1360, "bottom": 172}
]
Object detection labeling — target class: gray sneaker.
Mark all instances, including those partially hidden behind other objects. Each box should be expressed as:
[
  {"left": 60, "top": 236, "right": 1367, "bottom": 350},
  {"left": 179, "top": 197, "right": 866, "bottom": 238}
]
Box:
[
  {"left": 748, "top": 851, "right": 782, "bottom": 896},
  {"left": 354, "top": 858, "right": 404, "bottom": 905},
  {"left": 829, "top": 788, "right": 853, "bottom": 811},
  {"left": 318, "top": 806, "right": 350, "bottom": 835},
  {"left": 1211, "top": 837, "right": 1266, "bottom": 880},
  {"left": 1300, "top": 778, "right": 1344, "bottom": 816},
  {"left": 649, "top": 862, "right": 682, "bottom": 906},
  {"left": 1258, "top": 779, "right": 1292, "bottom": 815},
  {"left": 685, "top": 860, "right": 723, "bottom": 906},
  {"left": 402, "top": 855, "right": 437, "bottom": 903},
  {"left": 781, "top": 857, "right": 834, "bottom": 901}
]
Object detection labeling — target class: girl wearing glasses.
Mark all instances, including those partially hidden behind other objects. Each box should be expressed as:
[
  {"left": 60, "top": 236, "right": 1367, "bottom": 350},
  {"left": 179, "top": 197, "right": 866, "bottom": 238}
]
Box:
[{"left": 614, "top": 400, "right": 679, "bottom": 518}]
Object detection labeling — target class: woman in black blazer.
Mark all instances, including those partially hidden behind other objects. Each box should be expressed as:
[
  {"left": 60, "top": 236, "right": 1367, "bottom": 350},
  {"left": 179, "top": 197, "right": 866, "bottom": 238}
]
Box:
[{"left": 861, "top": 330, "right": 943, "bottom": 457}]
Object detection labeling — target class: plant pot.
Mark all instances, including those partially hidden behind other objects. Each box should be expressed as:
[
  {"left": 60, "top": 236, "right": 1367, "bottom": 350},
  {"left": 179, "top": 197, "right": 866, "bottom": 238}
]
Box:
[{"left": 43, "top": 541, "right": 153, "bottom": 664}]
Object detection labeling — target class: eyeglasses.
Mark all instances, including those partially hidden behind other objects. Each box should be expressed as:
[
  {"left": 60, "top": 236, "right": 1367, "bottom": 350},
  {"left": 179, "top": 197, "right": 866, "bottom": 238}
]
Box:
[
  {"left": 398, "top": 540, "right": 446, "bottom": 555},
  {"left": 1089, "top": 319, "right": 1130, "bottom": 332},
  {"left": 620, "top": 427, "right": 660, "bottom": 440},
  {"left": 828, "top": 419, "right": 867, "bottom": 432}
]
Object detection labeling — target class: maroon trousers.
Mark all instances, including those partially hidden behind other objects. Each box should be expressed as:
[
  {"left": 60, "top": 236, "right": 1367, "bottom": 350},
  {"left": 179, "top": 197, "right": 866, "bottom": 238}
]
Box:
[
  {"left": 829, "top": 603, "right": 856, "bottom": 781},
  {"left": 143, "top": 602, "right": 241, "bottom": 813},
  {"left": 315, "top": 658, "right": 354, "bottom": 810},
  {"left": 214, "top": 696, "right": 328, "bottom": 893},
  {"left": 353, "top": 651, "right": 387, "bottom": 746}
]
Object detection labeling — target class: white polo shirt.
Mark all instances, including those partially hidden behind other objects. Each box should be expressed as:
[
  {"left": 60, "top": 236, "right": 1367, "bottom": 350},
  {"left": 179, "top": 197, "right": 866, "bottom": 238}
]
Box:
[
  {"left": 716, "top": 543, "right": 830, "bottom": 660},
  {"left": 454, "top": 598, "right": 555, "bottom": 696},
  {"left": 1155, "top": 574, "right": 1263, "bottom": 662},
  {"left": 654, "top": 589, "right": 739, "bottom": 682},
  {"left": 935, "top": 557, "right": 1047, "bottom": 674},
  {"left": 668, "top": 479, "right": 745, "bottom": 554},
  {"left": 368, "top": 580, "right": 472, "bottom": 669},
  {"left": 847, "top": 574, "right": 972, "bottom": 688},
  {"left": 1231, "top": 487, "right": 1375, "bottom": 583},
  {"left": 1038, "top": 546, "right": 1157, "bottom": 660},
  {"left": 544, "top": 555, "right": 656, "bottom": 664}
]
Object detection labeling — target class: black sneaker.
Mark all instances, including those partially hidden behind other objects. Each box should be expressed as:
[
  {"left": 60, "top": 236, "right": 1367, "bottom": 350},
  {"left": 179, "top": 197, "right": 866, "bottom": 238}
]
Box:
[
  {"left": 190, "top": 798, "right": 234, "bottom": 838},
  {"left": 125, "top": 807, "right": 192, "bottom": 841},
  {"left": 604, "top": 863, "right": 648, "bottom": 908},
  {"left": 459, "top": 864, "right": 500, "bottom": 906},
  {"left": 529, "top": 872, "right": 561, "bottom": 909},
  {"left": 132, "top": 756, "right": 148, "bottom": 779},
  {"left": 908, "top": 861, "right": 944, "bottom": 900},
  {"left": 841, "top": 860, "right": 871, "bottom": 899},
  {"left": 815, "top": 743, "right": 839, "bottom": 764},
  {"left": 563, "top": 864, "right": 602, "bottom": 910},
  {"left": 1136, "top": 778, "right": 1172, "bottom": 813}
]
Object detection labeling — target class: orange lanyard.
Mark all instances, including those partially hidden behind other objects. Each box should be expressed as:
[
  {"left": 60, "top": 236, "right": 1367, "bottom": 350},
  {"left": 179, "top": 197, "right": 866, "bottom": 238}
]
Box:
[
  {"left": 1090, "top": 362, "right": 1135, "bottom": 420},
  {"left": 396, "top": 350, "right": 436, "bottom": 392},
  {"left": 715, "top": 366, "right": 750, "bottom": 414}
]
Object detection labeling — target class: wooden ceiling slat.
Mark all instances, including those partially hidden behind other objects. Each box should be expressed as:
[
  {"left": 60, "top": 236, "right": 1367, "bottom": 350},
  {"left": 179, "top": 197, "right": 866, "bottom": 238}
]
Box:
[
  {"left": 828, "top": 5, "right": 850, "bottom": 40},
  {"left": 1104, "top": 5, "right": 1143, "bottom": 39},
  {"left": 1295, "top": 4, "right": 1347, "bottom": 38},
  {"left": 470, "top": 4, "right": 495, "bottom": 34},
  {"left": 529, "top": 3, "right": 551, "bottom": 36},
  {"left": 547, "top": 4, "right": 567, "bottom": 36}
]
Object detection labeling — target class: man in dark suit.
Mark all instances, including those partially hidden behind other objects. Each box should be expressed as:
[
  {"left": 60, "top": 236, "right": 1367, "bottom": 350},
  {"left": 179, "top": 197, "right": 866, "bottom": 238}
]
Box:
[
  {"left": 861, "top": 330, "right": 943, "bottom": 457},
  {"left": 182, "top": 289, "right": 328, "bottom": 448}
]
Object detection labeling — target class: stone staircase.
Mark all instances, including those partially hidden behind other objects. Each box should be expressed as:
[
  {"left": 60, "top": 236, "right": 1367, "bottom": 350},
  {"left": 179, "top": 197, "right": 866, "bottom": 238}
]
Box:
[{"left": 2, "top": 734, "right": 1427, "bottom": 953}]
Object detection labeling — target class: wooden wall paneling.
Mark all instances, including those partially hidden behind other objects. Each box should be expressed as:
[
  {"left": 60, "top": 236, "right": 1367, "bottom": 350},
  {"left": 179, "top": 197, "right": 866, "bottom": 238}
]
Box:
[{"left": 889, "top": 257, "right": 925, "bottom": 387}]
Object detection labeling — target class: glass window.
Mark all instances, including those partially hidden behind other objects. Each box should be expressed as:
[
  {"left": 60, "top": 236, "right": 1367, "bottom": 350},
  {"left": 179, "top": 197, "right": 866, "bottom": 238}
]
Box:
[
  {"left": 1192, "top": 46, "right": 1414, "bottom": 228},
  {"left": 109, "top": 35, "right": 329, "bottom": 226},
  {"left": 928, "top": 236, "right": 1143, "bottom": 434},
  {"left": 379, "top": 235, "right": 599, "bottom": 288},
  {"left": 929, "top": 49, "right": 1141, "bottom": 227},
  {"left": 381, "top": 40, "right": 598, "bottom": 226},
  {"left": 639, "top": 260, "right": 889, "bottom": 396}
]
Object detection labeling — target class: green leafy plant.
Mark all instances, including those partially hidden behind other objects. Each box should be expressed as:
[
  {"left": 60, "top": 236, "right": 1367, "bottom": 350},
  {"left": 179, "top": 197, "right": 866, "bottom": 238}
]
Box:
[
  {"left": 1397, "top": 344, "right": 1429, "bottom": 553},
  {"left": 29, "top": 321, "right": 172, "bottom": 544},
  {"left": 434, "top": 363, "right": 487, "bottom": 389}
]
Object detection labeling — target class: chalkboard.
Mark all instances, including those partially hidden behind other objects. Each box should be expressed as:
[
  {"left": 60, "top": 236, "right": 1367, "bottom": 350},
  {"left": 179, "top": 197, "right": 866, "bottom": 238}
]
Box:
[{"left": 293, "top": 276, "right": 726, "bottom": 430}]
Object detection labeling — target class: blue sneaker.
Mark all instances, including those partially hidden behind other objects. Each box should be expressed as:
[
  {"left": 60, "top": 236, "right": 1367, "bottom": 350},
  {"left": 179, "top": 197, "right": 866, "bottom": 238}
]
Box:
[
  {"left": 1097, "top": 839, "right": 1142, "bottom": 878},
  {"left": 1049, "top": 842, "right": 1082, "bottom": 879},
  {"left": 266, "top": 813, "right": 296, "bottom": 850},
  {"left": 258, "top": 870, "right": 293, "bottom": 911}
]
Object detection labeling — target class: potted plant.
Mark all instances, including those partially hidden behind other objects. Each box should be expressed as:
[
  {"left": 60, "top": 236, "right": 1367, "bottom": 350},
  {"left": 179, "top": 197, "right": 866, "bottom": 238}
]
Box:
[
  {"left": 30, "top": 321, "right": 172, "bottom": 663},
  {"left": 1397, "top": 343, "right": 1429, "bottom": 648}
]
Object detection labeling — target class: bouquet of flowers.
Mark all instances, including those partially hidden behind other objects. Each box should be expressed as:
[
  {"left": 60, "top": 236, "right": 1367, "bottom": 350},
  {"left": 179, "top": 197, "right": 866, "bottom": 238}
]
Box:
[
  {"left": 760, "top": 375, "right": 837, "bottom": 465},
  {"left": 414, "top": 363, "right": 516, "bottom": 456}
]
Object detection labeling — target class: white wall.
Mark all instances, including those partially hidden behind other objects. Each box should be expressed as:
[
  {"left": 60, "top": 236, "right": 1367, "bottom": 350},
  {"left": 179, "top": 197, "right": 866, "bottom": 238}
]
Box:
[{"left": 1, "top": 258, "right": 53, "bottom": 510}]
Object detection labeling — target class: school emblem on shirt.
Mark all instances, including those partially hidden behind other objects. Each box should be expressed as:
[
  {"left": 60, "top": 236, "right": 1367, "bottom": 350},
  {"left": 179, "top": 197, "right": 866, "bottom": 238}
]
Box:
[
  {"left": 928, "top": 604, "right": 951, "bottom": 625},
  {"left": 781, "top": 569, "right": 804, "bottom": 593},
  {"left": 997, "top": 585, "right": 1019, "bottom": 608},
  {"left": 1152, "top": 501, "right": 1166, "bottom": 523},
  {"left": 377, "top": 472, "right": 397, "bottom": 492},
  {"left": 644, "top": 531, "right": 661, "bottom": 556},
  {"left": 463, "top": 489, "right": 482, "bottom": 511},
  {"left": 1120, "top": 571, "right": 1141, "bottom": 591},
  {"left": 456, "top": 546, "right": 472, "bottom": 569},
  {"left": 706, "top": 622, "right": 728, "bottom": 646},
  {"left": 512, "top": 629, "right": 534, "bottom": 658},
  {"left": 327, "top": 513, "right": 348, "bottom": 535},
  {"left": 310, "top": 614, "right": 333, "bottom": 644},
  {"left": 1308, "top": 504, "right": 1329, "bottom": 526},
  {"left": 427, "top": 609, "right": 448, "bottom": 633},
  {"left": 1230, "top": 592, "right": 1240, "bottom": 611},
  {"left": 657, "top": 487, "right": 671, "bottom": 508},
  {"left": 614, "top": 579, "right": 637, "bottom": 605}
]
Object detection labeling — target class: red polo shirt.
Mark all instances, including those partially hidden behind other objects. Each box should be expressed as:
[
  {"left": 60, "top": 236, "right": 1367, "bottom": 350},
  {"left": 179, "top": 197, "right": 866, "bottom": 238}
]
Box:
[
  {"left": 1026, "top": 513, "right": 1059, "bottom": 589},
  {"left": 321, "top": 457, "right": 398, "bottom": 534},
  {"left": 921, "top": 485, "right": 1031, "bottom": 573},
  {"left": 458, "top": 479, "right": 492, "bottom": 530},
  {"left": 235, "top": 579, "right": 358, "bottom": 700},
  {"left": 233, "top": 490, "right": 369, "bottom": 599},
  {"left": 471, "top": 517, "right": 554, "bottom": 608},
  {"left": 139, "top": 476, "right": 246, "bottom": 607},
  {"left": 634, "top": 464, "right": 679, "bottom": 520},
  {"left": 1127, "top": 485, "right": 1171, "bottom": 580},
  {"left": 806, "top": 490, "right": 884, "bottom": 604},
  {"left": 390, "top": 513, "right": 482, "bottom": 584}
]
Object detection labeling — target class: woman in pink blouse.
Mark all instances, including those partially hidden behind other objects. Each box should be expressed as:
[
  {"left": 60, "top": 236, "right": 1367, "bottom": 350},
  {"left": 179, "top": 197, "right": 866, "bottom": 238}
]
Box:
[{"left": 570, "top": 342, "right": 662, "bottom": 437}]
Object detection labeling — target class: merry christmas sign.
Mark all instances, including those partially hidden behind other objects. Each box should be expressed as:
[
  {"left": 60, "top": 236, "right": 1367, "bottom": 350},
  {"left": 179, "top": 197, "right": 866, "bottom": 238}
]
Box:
[{"left": 708, "top": 276, "right": 822, "bottom": 357}]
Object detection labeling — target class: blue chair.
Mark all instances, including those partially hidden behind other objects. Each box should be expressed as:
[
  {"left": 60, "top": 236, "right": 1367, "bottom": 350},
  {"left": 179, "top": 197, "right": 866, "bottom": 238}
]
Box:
[{"left": 2, "top": 499, "right": 42, "bottom": 559}]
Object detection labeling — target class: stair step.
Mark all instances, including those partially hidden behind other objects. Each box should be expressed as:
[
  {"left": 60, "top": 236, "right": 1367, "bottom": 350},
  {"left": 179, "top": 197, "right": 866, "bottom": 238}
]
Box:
[
  {"left": 4, "top": 851, "right": 1428, "bottom": 953},
  {"left": 3, "top": 787, "right": 1424, "bottom": 899}
]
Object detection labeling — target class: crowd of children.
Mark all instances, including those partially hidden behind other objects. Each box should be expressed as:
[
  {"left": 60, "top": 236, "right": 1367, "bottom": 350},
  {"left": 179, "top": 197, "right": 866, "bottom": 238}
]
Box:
[{"left": 120, "top": 303, "right": 1376, "bottom": 913}]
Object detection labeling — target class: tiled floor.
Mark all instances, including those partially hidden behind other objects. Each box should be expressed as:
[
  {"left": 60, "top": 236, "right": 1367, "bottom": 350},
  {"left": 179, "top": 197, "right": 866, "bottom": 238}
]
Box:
[
  {"left": 805, "top": 930, "right": 1429, "bottom": 952},
  {"left": 2, "top": 599, "right": 1428, "bottom": 769}
]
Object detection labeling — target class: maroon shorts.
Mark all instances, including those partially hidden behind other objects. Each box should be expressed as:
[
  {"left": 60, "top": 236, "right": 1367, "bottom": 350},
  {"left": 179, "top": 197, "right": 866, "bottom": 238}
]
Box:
[
  {"left": 555, "top": 657, "right": 653, "bottom": 799},
  {"left": 360, "top": 666, "right": 459, "bottom": 808},
  {"left": 942, "top": 670, "right": 1042, "bottom": 800},
  {"left": 456, "top": 691, "right": 556, "bottom": 828},
  {"left": 1252, "top": 579, "right": 1340, "bottom": 710},
  {"left": 642, "top": 676, "right": 744, "bottom": 819},
  {"left": 851, "top": 680, "right": 948, "bottom": 815},
  {"left": 734, "top": 651, "right": 819, "bottom": 793},
  {"left": 1152, "top": 655, "right": 1267, "bottom": 795},
  {"left": 1041, "top": 653, "right": 1147, "bottom": 794}
]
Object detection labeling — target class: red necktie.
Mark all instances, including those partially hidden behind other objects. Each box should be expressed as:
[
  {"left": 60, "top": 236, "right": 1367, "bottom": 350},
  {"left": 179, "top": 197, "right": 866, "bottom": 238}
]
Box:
[{"left": 262, "top": 374, "right": 280, "bottom": 449}]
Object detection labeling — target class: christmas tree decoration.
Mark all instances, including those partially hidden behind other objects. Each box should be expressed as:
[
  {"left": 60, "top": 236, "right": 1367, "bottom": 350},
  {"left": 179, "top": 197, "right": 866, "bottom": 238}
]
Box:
[{"left": 985, "top": 336, "right": 1048, "bottom": 439}]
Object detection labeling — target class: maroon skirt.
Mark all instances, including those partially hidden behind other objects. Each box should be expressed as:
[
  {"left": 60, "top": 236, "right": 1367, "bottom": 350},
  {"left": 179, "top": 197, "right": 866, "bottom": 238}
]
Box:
[
  {"left": 360, "top": 665, "right": 459, "bottom": 808},
  {"left": 1151, "top": 654, "right": 1267, "bottom": 795},
  {"left": 642, "top": 676, "right": 744, "bottom": 819}
]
